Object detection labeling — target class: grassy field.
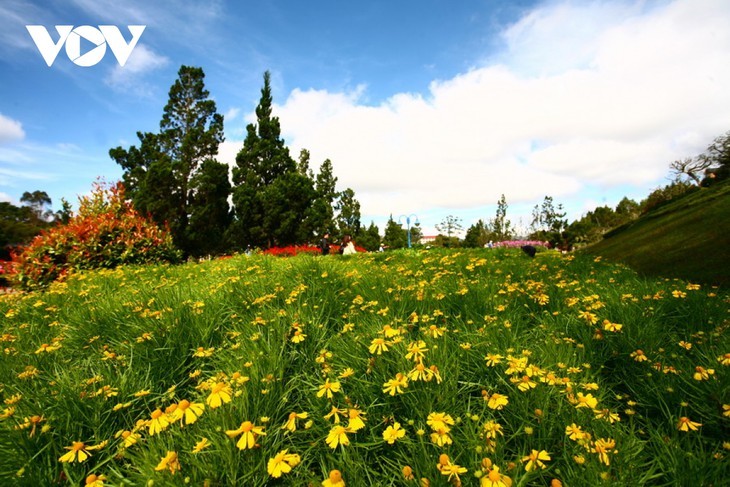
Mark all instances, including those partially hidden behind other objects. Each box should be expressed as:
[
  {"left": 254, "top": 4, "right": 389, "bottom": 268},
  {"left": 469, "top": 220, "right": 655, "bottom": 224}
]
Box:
[
  {"left": 586, "top": 181, "right": 730, "bottom": 287},
  {"left": 0, "top": 249, "right": 728, "bottom": 486}
]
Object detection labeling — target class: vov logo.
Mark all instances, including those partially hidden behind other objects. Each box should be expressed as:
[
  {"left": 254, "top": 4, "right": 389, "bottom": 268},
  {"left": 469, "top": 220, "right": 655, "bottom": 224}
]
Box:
[{"left": 26, "top": 25, "right": 146, "bottom": 67}]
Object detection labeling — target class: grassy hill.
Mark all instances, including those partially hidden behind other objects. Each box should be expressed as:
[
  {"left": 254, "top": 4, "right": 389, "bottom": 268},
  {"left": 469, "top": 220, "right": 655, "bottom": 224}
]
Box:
[{"left": 585, "top": 180, "right": 730, "bottom": 287}]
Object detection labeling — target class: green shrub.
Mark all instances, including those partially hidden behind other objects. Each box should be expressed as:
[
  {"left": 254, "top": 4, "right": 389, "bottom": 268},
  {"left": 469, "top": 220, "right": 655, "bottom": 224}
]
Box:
[{"left": 12, "top": 181, "right": 181, "bottom": 289}]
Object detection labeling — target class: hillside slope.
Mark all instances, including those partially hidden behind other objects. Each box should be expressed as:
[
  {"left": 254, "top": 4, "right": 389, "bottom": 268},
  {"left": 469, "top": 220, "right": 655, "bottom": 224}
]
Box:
[{"left": 585, "top": 180, "right": 730, "bottom": 286}]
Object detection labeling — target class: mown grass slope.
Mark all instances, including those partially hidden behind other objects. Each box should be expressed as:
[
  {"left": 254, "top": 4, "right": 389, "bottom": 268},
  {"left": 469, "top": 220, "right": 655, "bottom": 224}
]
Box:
[{"left": 586, "top": 180, "right": 730, "bottom": 286}]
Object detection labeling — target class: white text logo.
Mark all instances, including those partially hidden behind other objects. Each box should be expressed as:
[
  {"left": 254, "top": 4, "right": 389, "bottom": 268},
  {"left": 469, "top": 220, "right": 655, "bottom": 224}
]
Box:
[{"left": 26, "top": 25, "right": 146, "bottom": 67}]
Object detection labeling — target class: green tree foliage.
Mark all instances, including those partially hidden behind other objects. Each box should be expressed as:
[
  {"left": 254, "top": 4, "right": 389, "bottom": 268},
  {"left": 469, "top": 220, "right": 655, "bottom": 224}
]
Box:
[
  {"left": 639, "top": 180, "right": 697, "bottom": 215},
  {"left": 187, "top": 159, "right": 232, "bottom": 256},
  {"left": 109, "top": 66, "right": 225, "bottom": 255},
  {"left": 463, "top": 219, "right": 488, "bottom": 248},
  {"left": 308, "top": 158, "right": 338, "bottom": 238},
  {"left": 356, "top": 221, "right": 381, "bottom": 251},
  {"left": 334, "top": 188, "right": 361, "bottom": 238},
  {"left": 231, "top": 71, "right": 315, "bottom": 248},
  {"left": 0, "top": 191, "right": 57, "bottom": 257},
  {"left": 383, "top": 215, "right": 407, "bottom": 249},
  {"left": 489, "top": 194, "right": 513, "bottom": 241},
  {"left": 12, "top": 182, "right": 180, "bottom": 289},
  {"left": 530, "top": 196, "right": 568, "bottom": 247},
  {"left": 435, "top": 215, "right": 463, "bottom": 239}
]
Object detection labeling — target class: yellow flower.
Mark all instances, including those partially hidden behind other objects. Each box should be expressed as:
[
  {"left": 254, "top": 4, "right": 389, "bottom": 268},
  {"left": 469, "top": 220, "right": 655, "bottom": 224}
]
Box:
[
  {"left": 512, "top": 375, "right": 537, "bottom": 392},
  {"left": 346, "top": 408, "right": 367, "bottom": 432},
  {"left": 171, "top": 399, "right": 205, "bottom": 426},
  {"left": 405, "top": 341, "right": 429, "bottom": 362},
  {"left": 575, "top": 393, "right": 598, "bottom": 409},
  {"left": 322, "top": 469, "right": 345, "bottom": 487},
  {"left": 383, "top": 373, "right": 408, "bottom": 396},
  {"left": 369, "top": 338, "right": 390, "bottom": 355},
  {"left": 722, "top": 404, "right": 730, "bottom": 418},
  {"left": 427, "top": 412, "right": 455, "bottom": 431},
  {"left": 339, "top": 368, "right": 355, "bottom": 379},
  {"left": 326, "top": 425, "right": 351, "bottom": 448},
  {"left": 154, "top": 451, "right": 180, "bottom": 475},
  {"left": 85, "top": 473, "right": 106, "bottom": 486},
  {"left": 718, "top": 353, "right": 730, "bottom": 366},
  {"left": 602, "top": 320, "right": 622, "bottom": 332},
  {"left": 630, "top": 350, "right": 648, "bottom": 362},
  {"left": 317, "top": 379, "right": 342, "bottom": 399},
  {"left": 402, "top": 465, "right": 415, "bottom": 480},
  {"left": 486, "top": 393, "right": 509, "bottom": 410},
  {"left": 282, "top": 411, "right": 308, "bottom": 432},
  {"left": 148, "top": 408, "right": 169, "bottom": 435},
  {"left": 59, "top": 441, "right": 94, "bottom": 463},
  {"left": 480, "top": 464, "right": 512, "bottom": 487},
  {"left": 693, "top": 367, "right": 715, "bottom": 381},
  {"left": 522, "top": 449, "right": 550, "bottom": 472},
  {"left": 485, "top": 353, "right": 504, "bottom": 367},
  {"left": 191, "top": 437, "right": 211, "bottom": 453},
  {"left": 115, "top": 429, "right": 141, "bottom": 448},
  {"left": 267, "top": 449, "right": 301, "bottom": 478},
  {"left": 482, "top": 420, "right": 503, "bottom": 439},
  {"left": 594, "top": 408, "right": 620, "bottom": 423},
  {"left": 565, "top": 423, "right": 588, "bottom": 441},
  {"left": 592, "top": 438, "right": 616, "bottom": 466},
  {"left": 408, "top": 362, "right": 434, "bottom": 382},
  {"left": 430, "top": 428, "right": 453, "bottom": 446},
  {"left": 226, "top": 421, "right": 266, "bottom": 449},
  {"left": 437, "top": 454, "right": 467, "bottom": 482},
  {"left": 383, "top": 422, "right": 406, "bottom": 444},
  {"left": 677, "top": 416, "right": 702, "bottom": 432},
  {"left": 206, "top": 382, "right": 232, "bottom": 409}
]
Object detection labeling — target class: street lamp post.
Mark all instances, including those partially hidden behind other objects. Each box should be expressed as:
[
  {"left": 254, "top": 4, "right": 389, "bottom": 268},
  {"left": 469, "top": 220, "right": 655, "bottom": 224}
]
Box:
[{"left": 399, "top": 214, "right": 419, "bottom": 249}]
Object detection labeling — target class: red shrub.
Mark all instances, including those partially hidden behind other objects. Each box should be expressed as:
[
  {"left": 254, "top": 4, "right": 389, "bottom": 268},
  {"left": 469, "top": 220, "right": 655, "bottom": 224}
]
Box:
[{"left": 12, "top": 181, "right": 181, "bottom": 289}]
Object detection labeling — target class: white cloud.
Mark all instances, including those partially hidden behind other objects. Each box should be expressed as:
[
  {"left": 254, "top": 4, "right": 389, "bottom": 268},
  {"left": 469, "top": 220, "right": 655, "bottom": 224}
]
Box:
[
  {"left": 0, "top": 113, "right": 25, "bottom": 143},
  {"left": 105, "top": 44, "right": 169, "bottom": 93},
  {"left": 0, "top": 192, "right": 11, "bottom": 203},
  {"left": 220, "top": 0, "right": 730, "bottom": 230},
  {"left": 213, "top": 0, "right": 730, "bottom": 233}
]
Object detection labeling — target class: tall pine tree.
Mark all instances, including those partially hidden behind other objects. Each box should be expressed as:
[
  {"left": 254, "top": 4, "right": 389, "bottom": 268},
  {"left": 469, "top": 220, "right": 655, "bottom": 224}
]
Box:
[
  {"left": 109, "top": 66, "right": 225, "bottom": 255},
  {"left": 231, "top": 71, "right": 314, "bottom": 248}
]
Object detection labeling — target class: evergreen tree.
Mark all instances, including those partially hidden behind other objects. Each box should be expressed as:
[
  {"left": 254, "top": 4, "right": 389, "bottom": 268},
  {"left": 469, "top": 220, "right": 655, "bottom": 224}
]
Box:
[
  {"left": 463, "top": 220, "right": 488, "bottom": 248},
  {"left": 489, "top": 194, "right": 513, "bottom": 241},
  {"left": 383, "top": 215, "right": 407, "bottom": 249},
  {"left": 356, "top": 221, "right": 381, "bottom": 251},
  {"left": 231, "top": 71, "right": 305, "bottom": 248},
  {"left": 109, "top": 65, "right": 225, "bottom": 255},
  {"left": 308, "top": 158, "right": 338, "bottom": 237},
  {"left": 335, "top": 188, "right": 361, "bottom": 238},
  {"left": 187, "top": 159, "right": 232, "bottom": 256}
]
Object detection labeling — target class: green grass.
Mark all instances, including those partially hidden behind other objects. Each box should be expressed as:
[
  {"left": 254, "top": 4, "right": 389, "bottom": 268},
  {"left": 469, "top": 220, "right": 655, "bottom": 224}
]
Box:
[
  {"left": 0, "top": 249, "right": 728, "bottom": 486},
  {"left": 585, "top": 180, "right": 730, "bottom": 286}
]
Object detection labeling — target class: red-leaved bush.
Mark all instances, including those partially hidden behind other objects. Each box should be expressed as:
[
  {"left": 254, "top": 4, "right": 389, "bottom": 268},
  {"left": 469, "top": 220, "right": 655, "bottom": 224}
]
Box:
[{"left": 12, "top": 181, "right": 181, "bottom": 289}]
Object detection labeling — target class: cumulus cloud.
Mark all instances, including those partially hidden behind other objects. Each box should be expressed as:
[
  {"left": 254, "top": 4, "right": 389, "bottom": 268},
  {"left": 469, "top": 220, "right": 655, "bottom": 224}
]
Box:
[
  {"left": 0, "top": 113, "right": 25, "bottom": 143},
  {"left": 219, "top": 0, "right": 730, "bottom": 227}
]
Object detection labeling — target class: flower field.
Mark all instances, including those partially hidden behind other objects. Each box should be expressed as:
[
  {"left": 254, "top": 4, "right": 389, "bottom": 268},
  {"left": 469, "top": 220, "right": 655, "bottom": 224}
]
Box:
[{"left": 0, "top": 248, "right": 728, "bottom": 486}]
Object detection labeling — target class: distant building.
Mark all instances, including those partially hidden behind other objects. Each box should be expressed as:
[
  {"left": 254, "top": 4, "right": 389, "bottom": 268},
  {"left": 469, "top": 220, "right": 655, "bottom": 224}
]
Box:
[{"left": 419, "top": 235, "right": 438, "bottom": 245}]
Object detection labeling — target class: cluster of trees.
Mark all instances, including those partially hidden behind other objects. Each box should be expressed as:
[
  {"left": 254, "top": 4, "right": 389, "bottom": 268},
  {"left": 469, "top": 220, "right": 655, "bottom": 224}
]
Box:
[
  {"left": 0, "top": 191, "right": 71, "bottom": 259},
  {"left": 109, "top": 66, "right": 368, "bottom": 257}
]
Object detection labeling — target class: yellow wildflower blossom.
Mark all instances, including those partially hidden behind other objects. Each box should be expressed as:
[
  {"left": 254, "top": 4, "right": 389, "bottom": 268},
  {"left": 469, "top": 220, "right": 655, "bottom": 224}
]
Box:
[
  {"left": 325, "top": 425, "right": 351, "bottom": 448},
  {"left": 154, "top": 451, "right": 180, "bottom": 475},
  {"left": 322, "top": 469, "right": 345, "bottom": 487},
  {"left": 677, "top": 417, "right": 702, "bottom": 432},
  {"left": 522, "top": 449, "right": 550, "bottom": 472},
  {"left": 383, "top": 422, "right": 406, "bottom": 444},
  {"left": 317, "top": 379, "right": 342, "bottom": 399},
  {"left": 267, "top": 449, "right": 301, "bottom": 478},
  {"left": 282, "top": 411, "right": 308, "bottom": 432},
  {"left": 206, "top": 382, "right": 232, "bottom": 409},
  {"left": 226, "top": 421, "right": 266, "bottom": 449},
  {"left": 383, "top": 373, "right": 409, "bottom": 396}
]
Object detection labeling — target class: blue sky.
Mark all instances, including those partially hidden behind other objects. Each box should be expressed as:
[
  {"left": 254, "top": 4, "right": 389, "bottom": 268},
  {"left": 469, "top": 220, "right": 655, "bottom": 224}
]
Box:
[{"left": 2, "top": 0, "right": 730, "bottom": 236}]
